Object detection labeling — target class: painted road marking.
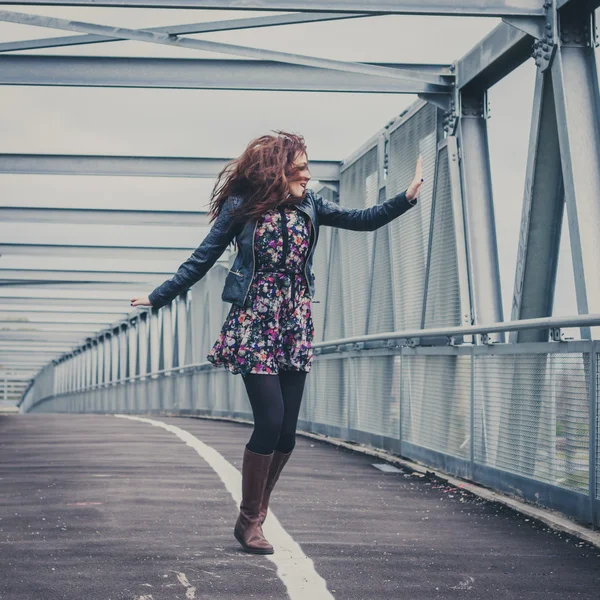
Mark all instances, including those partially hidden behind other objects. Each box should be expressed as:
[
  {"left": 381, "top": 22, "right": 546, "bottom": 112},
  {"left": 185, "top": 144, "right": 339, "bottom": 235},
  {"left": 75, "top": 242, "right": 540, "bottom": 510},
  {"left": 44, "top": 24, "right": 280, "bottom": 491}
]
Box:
[{"left": 115, "top": 414, "right": 334, "bottom": 600}]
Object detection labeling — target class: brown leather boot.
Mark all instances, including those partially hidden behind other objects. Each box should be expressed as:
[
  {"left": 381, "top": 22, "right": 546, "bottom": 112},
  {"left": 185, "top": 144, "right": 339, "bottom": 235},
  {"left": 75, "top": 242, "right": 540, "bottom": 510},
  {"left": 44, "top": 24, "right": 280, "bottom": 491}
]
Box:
[
  {"left": 234, "top": 447, "right": 274, "bottom": 555},
  {"left": 259, "top": 448, "right": 293, "bottom": 525}
]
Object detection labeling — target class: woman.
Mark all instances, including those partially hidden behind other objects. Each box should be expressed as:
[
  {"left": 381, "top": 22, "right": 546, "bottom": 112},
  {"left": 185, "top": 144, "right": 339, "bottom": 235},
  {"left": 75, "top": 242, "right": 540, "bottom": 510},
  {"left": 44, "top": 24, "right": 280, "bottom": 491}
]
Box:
[{"left": 130, "top": 131, "right": 423, "bottom": 555}]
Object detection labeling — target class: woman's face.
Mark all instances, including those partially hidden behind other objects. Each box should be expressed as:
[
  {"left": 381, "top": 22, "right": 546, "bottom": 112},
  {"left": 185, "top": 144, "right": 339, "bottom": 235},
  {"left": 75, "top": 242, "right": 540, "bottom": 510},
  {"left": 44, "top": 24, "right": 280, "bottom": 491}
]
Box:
[{"left": 287, "top": 151, "right": 311, "bottom": 199}]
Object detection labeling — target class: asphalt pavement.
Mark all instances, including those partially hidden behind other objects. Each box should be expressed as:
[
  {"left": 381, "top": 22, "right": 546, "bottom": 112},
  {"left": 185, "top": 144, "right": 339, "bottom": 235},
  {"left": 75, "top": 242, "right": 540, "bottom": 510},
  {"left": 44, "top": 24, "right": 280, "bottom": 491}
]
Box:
[{"left": 1, "top": 413, "right": 599, "bottom": 600}]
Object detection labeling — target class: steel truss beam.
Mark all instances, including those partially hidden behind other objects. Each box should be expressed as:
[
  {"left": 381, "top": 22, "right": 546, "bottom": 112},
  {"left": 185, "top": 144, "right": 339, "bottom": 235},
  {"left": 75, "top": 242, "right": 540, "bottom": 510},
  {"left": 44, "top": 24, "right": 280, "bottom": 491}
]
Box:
[
  {"left": 0, "top": 154, "right": 340, "bottom": 181},
  {"left": 0, "top": 245, "right": 223, "bottom": 261},
  {"left": 551, "top": 5, "right": 600, "bottom": 339},
  {"left": 0, "top": 363, "right": 46, "bottom": 368},
  {"left": 1, "top": 323, "right": 105, "bottom": 332},
  {"left": 0, "top": 348, "right": 77, "bottom": 354},
  {"left": 0, "top": 10, "right": 451, "bottom": 89},
  {"left": 0, "top": 256, "right": 185, "bottom": 275},
  {"left": 0, "top": 288, "right": 140, "bottom": 301},
  {"left": 0, "top": 206, "right": 210, "bottom": 227},
  {"left": 0, "top": 314, "right": 119, "bottom": 324},
  {"left": 0, "top": 1, "right": 546, "bottom": 17},
  {"left": 0, "top": 302, "right": 130, "bottom": 313},
  {"left": 510, "top": 69, "right": 563, "bottom": 343},
  {"left": 0, "top": 331, "right": 96, "bottom": 341},
  {"left": 455, "top": 22, "right": 533, "bottom": 90},
  {"left": 0, "top": 12, "right": 373, "bottom": 53},
  {"left": 0, "top": 56, "right": 450, "bottom": 94},
  {"left": 0, "top": 270, "right": 168, "bottom": 285}
]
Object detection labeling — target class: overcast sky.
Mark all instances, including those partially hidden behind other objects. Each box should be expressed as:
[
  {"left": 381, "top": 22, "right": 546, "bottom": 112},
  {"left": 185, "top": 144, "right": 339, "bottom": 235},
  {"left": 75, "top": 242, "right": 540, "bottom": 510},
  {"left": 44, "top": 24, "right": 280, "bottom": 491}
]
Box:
[{"left": 0, "top": 5, "right": 594, "bottom": 340}]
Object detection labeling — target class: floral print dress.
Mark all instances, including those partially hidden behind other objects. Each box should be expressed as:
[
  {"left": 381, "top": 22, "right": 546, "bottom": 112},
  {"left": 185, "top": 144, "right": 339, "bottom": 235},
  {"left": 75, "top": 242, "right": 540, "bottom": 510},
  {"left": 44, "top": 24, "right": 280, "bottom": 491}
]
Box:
[{"left": 207, "top": 203, "right": 314, "bottom": 376}]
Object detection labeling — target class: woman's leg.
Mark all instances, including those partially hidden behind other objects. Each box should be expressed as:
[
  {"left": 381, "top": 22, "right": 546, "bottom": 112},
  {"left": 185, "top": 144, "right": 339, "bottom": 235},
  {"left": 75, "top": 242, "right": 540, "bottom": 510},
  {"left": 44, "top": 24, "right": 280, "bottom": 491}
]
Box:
[
  {"left": 241, "top": 373, "right": 285, "bottom": 454},
  {"left": 258, "top": 370, "right": 307, "bottom": 525},
  {"left": 235, "top": 373, "right": 285, "bottom": 554},
  {"left": 275, "top": 370, "right": 307, "bottom": 453}
]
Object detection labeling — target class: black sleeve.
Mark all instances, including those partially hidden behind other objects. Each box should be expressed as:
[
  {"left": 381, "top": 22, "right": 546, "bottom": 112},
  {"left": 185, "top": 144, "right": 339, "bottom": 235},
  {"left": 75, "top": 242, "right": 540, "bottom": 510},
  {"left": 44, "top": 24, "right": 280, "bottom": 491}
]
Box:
[
  {"left": 148, "top": 196, "right": 239, "bottom": 309},
  {"left": 314, "top": 190, "right": 417, "bottom": 232}
]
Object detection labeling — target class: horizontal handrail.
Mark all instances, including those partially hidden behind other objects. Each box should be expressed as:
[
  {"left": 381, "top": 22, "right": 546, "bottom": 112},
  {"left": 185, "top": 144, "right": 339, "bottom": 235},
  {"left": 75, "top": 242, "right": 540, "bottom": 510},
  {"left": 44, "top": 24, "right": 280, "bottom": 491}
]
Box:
[
  {"left": 312, "top": 313, "right": 600, "bottom": 349},
  {"left": 36, "top": 313, "right": 600, "bottom": 400}
]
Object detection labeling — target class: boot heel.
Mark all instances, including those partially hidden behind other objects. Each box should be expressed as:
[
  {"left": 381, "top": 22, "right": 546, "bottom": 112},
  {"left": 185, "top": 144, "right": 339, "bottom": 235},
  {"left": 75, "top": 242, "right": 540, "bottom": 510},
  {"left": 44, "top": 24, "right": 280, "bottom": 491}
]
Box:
[{"left": 234, "top": 527, "right": 274, "bottom": 555}]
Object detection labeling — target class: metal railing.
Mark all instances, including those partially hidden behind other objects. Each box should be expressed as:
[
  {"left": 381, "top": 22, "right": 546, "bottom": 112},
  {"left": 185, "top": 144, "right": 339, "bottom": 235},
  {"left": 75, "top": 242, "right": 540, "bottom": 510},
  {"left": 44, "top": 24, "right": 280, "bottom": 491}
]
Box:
[{"left": 22, "top": 314, "right": 600, "bottom": 528}]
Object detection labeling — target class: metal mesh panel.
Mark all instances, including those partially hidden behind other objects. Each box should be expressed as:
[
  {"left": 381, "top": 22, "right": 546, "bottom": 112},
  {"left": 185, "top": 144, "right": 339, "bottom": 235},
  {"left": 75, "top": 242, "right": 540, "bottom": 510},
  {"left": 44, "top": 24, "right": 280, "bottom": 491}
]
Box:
[
  {"left": 474, "top": 353, "right": 590, "bottom": 494},
  {"left": 401, "top": 354, "right": 471, "bottom": 459},
  {"left": 597, "top": 352, "right": 600, "bottom": 499},
  {"left": 311, "top": 224, "right": 332, "bottom": 343},
  {"left": 424, "top": 145, "right": 461, "bottom": 328},
  {"left": 350, "top": 355, "right": 400, "bottom": 438},
  {"left": 303, "top": 358, "right": 348, "bottom": 429},
  {"left": 387, "top": 103, "right": 438, "bottom": 330},
  {"left": 367, "top": 224, "right": 395, "bottom": 334},
  {"left": 322, "top": 229, "right": 345, "bottom": 341},
  {"left": 338, "top": 145, "right": 379, "bottom": 337}
]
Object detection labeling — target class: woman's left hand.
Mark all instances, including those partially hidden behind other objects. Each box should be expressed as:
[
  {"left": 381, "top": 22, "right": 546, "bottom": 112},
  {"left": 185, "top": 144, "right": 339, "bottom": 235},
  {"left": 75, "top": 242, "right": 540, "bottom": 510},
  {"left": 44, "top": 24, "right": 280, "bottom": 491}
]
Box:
[{"left": 406, "top": 155, "right": 423, "bottom": 202}]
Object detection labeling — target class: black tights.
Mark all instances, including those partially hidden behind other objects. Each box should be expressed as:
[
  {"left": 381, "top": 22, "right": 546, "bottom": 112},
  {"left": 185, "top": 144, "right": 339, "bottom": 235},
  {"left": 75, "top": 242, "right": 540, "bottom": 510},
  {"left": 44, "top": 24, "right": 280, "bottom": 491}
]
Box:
[{"left": 241, "top": 370, "right": 307, "bottom": 455}]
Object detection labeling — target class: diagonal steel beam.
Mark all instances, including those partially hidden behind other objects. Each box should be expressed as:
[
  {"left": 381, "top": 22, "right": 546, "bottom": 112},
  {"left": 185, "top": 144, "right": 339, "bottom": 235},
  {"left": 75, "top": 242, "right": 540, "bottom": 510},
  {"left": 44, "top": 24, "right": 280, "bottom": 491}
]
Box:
[
  {"left": 0, "top": 10, "right": 451, "bottom": 88},
  {"left": 0, "top": 56, "right": 451, "bottom": 94},
  {"left": 0, "top": 12, "right": 374, "bottom": 53},
  {"left": 509, "top": 69, "right": 564, "bottom": 343},
  {"left": 0, "top": 1, "right": 547, "bottom": 17}
]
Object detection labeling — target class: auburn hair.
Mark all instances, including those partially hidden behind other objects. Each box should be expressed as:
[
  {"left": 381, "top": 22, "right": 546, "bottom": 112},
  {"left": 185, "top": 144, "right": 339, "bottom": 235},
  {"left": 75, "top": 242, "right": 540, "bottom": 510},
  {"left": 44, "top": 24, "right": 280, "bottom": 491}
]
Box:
[{"left": 207, "top": 130, "right": 308, "bottom": 230}]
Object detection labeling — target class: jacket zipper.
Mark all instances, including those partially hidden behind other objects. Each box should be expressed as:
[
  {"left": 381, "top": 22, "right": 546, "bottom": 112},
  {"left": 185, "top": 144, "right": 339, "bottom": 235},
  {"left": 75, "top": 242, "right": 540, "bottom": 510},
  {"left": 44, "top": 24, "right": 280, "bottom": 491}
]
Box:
[
  {"left": 278, "top": 206, "right": 289, "bottom": 269},
  {"left": 296, "top": 205, "right": 314, "bottom": 296},
  {"left": 241, "top": 219, "right": 259, "bottom": 307}
]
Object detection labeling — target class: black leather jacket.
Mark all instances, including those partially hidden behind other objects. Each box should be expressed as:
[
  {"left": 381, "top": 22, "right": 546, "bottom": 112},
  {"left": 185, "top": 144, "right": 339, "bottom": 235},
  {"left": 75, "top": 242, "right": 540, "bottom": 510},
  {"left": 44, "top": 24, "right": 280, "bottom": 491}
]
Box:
[{"left": 148, "top": 188, "right": 417, "bottom": 310}]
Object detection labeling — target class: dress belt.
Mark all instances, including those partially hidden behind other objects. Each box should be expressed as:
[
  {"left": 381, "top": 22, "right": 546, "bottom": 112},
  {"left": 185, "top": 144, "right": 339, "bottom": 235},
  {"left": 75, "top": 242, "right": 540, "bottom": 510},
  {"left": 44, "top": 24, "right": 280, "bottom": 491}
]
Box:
[{"left": 256, "top": 267, "right": 304, "bottom": 300}]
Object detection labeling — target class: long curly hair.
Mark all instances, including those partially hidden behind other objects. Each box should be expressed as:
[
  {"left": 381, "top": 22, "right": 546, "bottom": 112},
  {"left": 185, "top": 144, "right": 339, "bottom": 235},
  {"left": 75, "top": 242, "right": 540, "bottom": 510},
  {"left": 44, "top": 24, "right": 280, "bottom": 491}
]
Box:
[{"left": 207, "top": 130, "right": 308, "bottom": 229}]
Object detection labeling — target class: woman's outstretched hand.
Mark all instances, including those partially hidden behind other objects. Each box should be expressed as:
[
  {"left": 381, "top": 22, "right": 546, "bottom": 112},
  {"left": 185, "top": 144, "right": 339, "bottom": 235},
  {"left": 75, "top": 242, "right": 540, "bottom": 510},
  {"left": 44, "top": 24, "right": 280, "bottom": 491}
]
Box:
[
  {"left": 405, "top": 155, "right": 424, "bottom": 202},
  {"left": 130, "top": 295, "right": 152, "bottom": 307}
]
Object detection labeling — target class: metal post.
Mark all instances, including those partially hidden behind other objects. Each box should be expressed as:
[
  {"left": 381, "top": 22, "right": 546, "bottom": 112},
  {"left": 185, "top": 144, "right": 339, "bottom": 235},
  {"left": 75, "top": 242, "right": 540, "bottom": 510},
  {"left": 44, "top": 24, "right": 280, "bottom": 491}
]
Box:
[
  {"left": 103, "top": 333, "right": 112, "bottom": 385},
  {"left": 90, "top": 341, "right": 98, "bottom": 388},
  {"left": 128, "top": 321, "right": 138, "bottom": 380},
  {"left": 76, "top": 351, "right": 82, "bottom": 392},
  {"left": 162, "top": 303, "right": 174, "bottom": 372},
  {"left": 176, "top": 295, "right": 187, "bottom": 372},
  {"left": 470, "top": 348, "right": 475, "bottom": 477},
  {"left": 551, "top": 6, "right": 600, "bottom": 340},
  {"left": 149, "top": 308, "right": 160, "bottom": 378},
  {"left": 457, "top": 91, "right": 504, "bottom": 341},
  {"left": 111, "top": 328, "right": 119, "bottom": 384},
  {"left": 119, "top": 323, "right": 128, "bottom": 382},
  {"left": 138, "top": 313, "right": 149, "bottom": 381},
  {"left": 97, "top": 336, "right": 104, "bottom": 387}
]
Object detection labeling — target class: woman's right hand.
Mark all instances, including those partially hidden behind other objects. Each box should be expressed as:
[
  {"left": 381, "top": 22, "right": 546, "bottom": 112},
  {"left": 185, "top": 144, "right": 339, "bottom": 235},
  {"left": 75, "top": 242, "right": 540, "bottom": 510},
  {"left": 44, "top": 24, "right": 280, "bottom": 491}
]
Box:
[{"left": 130, "top": 295, "right": 152, "bottom": 307}]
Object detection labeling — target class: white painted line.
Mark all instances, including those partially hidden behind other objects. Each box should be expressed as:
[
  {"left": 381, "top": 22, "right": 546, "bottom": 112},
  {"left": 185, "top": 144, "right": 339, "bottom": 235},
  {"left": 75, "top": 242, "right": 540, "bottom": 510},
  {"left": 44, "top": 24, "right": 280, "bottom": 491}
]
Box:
[{"left": 115, "top": 414, "right": 334, "bottom": 600}]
